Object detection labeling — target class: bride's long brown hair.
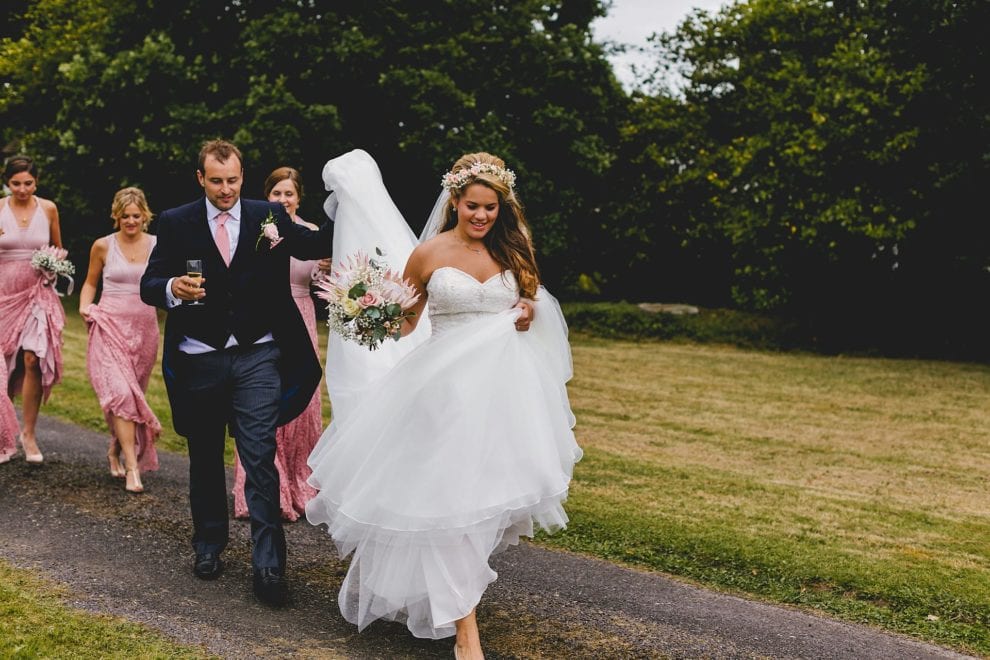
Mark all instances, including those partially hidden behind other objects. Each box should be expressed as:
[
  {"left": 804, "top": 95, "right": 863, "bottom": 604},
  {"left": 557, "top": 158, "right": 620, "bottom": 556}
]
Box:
[{"left": 439, "top": 152, "right": 540, "bottom": 299}]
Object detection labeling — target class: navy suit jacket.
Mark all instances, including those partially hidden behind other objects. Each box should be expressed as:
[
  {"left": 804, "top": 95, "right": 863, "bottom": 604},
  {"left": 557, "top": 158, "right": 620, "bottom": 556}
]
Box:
[{"left": 140, "top": 197, "right": 331, "bottom": 436}]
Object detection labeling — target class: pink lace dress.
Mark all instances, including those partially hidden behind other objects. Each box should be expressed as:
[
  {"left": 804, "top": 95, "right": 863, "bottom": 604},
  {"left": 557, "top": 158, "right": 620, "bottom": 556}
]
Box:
[
  {"left": 0, "top": 197, "right": 65, "bottom": 402},
  {"left": 233, "top": 254, "right": 322, "bottom": 520},
  {"left": 85, "top": 234, "right": 161, "bottom": 471},
  {"left": 0, "top": 355, "right": 17, "bottom": 460}
]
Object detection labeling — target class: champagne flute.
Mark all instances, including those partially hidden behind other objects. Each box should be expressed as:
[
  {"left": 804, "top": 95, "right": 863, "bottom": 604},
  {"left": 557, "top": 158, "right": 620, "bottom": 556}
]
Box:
[{"left": 185, "top": 259, "right": 204, "bottom": 305}]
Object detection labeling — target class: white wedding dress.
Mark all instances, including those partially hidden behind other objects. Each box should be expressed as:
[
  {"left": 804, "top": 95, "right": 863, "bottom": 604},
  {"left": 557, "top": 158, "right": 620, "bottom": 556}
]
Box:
[{"left": 306, "top": 149, "right": 582, "bottom": 639}]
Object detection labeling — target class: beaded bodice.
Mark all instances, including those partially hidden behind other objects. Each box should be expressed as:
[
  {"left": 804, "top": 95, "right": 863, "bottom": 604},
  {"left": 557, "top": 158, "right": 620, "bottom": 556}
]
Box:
[{"left": 426, "top": 267, "right": 518, "bottom": 337}]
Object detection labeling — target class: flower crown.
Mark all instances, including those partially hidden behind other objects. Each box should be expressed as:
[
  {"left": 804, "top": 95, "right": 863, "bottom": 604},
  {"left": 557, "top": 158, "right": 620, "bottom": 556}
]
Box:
[{"left": 441, "top": 162, "right": 517, "bottom": 193}]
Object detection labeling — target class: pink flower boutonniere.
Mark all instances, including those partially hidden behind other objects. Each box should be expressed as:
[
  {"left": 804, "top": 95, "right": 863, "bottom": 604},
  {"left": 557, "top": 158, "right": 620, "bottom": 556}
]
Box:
[{"left": 256, "top": 211, "right": 284, "bottom": 250}]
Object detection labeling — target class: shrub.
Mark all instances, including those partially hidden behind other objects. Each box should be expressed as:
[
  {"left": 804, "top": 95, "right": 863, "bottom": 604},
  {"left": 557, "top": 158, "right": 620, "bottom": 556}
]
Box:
[{"left": 560, "top": 302, "right": 805, "bottom": 351}]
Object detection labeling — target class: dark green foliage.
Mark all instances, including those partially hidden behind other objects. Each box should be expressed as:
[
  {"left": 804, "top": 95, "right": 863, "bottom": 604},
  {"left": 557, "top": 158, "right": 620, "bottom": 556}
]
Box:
[
  {"left": 562, "top": 301, "right": 990, "bottom": 360},
  {"left": 604, "top": 0, "right": 989, "bottom": 357},
  {"left": 561, "top": 302, "right": 805, "bottom": 351},
  {"left": 1, "top": 0, "right": 986, "bottom": 357},
  {"left": 1, "top": 0, "right": 625, "bottom": 297}
]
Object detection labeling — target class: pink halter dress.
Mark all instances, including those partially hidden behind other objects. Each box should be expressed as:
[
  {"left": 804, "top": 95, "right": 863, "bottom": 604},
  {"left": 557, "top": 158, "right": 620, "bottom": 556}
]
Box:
[
  {"left": 85, "top": 233, "right": 162, "bottom": 471},
  {"left": 0, "top": 348, "right": 17, "bottom": 459},
  {"left": 0, "top": 197, "right": 65, "bottom": 403}
]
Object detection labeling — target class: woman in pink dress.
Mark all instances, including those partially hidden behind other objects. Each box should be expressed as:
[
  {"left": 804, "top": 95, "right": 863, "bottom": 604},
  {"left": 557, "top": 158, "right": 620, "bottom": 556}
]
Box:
[
  {"left": 79, "top": 187, "right": 162, "bottom": 494},
  {"left": 0, "top": 341, "right": 18, "bottom": 463},
  {"left": 0, "top": 155, "right": 65, "bottom": 465},
  {"left": 232, "top": 167, "right": 326, "bottom": 519}
]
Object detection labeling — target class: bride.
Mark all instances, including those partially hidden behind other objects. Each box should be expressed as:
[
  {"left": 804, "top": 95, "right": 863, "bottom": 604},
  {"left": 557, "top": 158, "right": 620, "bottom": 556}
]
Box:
[{"left": 305, "top": 149, "right": 582, "bottom": 659}]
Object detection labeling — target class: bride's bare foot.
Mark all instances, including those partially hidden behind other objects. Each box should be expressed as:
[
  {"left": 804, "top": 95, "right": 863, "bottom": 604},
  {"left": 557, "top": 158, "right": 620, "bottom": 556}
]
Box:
[
  {"left": 453, "top": 609, "right": 484, "bottom": 659},
  {"left": 453, "top": 642, "right": 484, "bottom": 660}
]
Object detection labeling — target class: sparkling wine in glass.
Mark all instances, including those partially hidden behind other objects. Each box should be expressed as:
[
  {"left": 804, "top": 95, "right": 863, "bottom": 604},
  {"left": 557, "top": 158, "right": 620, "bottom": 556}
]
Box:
[{"left": 185, "top": 259, "right": 204, "bottom": 305}]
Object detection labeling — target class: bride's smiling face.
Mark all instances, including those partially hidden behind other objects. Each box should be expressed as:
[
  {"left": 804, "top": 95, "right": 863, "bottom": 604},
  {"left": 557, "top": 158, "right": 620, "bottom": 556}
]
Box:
[{"left": 454, "top": 183, "right": 499, "bottom": 240}]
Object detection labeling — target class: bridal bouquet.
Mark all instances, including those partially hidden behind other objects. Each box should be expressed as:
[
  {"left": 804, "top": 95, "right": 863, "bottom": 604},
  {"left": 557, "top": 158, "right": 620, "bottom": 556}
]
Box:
[
  {"left": 30, "top": 245, "right": 75, "bottom": 296},
  {"left": 314, "top": 248, "right": 420, "bottom": 350}
]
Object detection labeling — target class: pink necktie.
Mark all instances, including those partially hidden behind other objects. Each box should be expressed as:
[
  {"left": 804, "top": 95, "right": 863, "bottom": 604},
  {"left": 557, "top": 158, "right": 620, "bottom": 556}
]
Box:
[{"left": 214, "top": 211, "right": 231, "bottom": 266}]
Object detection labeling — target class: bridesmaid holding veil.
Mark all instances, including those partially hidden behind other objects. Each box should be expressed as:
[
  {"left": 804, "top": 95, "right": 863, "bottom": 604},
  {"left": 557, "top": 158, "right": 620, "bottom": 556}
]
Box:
[
  {"left": 307, "top": 150, "right": 581, "bottom": 659},
  {"left": 79, "top": 187, "right": 161, "bottom": 493}
]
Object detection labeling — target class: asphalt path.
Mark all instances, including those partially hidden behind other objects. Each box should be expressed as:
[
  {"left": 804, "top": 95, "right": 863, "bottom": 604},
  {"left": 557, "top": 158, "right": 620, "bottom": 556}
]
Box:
[{"left": 0, "top": 415, "right": 977, "bottom": 659}]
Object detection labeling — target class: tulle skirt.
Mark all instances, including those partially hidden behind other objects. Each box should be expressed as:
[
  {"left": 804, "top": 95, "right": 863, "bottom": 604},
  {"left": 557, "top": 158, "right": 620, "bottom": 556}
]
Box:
[{"left": 306, "top": 297, "right": 581, "bottom": 639}]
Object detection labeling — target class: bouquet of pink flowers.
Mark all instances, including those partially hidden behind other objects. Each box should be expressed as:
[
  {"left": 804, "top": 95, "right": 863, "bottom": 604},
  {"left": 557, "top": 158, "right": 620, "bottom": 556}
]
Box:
[
  {"left": 30, "top": 245, "right": 75, "bottom": 296},
  {"left": 314, "top": 248, "right": 420, "bottom": 350}
]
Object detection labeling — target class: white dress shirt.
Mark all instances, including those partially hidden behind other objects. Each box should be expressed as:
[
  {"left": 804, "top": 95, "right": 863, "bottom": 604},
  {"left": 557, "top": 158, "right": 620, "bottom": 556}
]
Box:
[{"left": 166, "top": 199, "right": 273, "bottom": 353}]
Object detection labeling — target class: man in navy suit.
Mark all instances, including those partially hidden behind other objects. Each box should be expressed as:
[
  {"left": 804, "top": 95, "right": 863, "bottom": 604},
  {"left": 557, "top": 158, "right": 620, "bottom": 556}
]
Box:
[{"left": 140, "top": 139, "right": 330, "bottom": 605}]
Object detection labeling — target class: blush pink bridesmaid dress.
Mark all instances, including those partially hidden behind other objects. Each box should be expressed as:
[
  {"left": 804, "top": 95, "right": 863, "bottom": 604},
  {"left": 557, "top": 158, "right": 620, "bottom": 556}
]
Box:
[
  {"left": 0, "top": 356, "right": 17, "bottom": 462},
  {"left": 85, "top": 234, "right": 162, "bottom": 471},
  {"left": 0, "top": 197, "right": 65, "bottom": 403},
  {"left": 232, "top": 254, "right": 322, "bottom": 520}
]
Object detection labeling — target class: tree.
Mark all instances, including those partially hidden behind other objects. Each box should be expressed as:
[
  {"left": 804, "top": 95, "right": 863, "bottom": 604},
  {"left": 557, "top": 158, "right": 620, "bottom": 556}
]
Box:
[
  {"left": 618, "top": 0, "right": 988, "bottom": 355},
  {"left": 1, "top": 0, "right": 628, "bottom": 295}
]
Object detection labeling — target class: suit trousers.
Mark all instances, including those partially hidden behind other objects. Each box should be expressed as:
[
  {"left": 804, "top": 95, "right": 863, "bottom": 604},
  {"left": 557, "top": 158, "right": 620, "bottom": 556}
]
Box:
[{"left": 182, "top": 341, "right": 286, "bottom": 570}]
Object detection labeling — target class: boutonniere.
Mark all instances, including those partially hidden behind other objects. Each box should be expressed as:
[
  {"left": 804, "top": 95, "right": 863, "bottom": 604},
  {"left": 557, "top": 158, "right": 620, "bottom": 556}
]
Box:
[{"left": 256, "top": 210, "right": 284, "bottom": 250}]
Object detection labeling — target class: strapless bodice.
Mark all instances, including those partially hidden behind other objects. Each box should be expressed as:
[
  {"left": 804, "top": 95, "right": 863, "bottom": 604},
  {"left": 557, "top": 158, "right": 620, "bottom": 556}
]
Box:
[{"left": 426, "top": 267, "right": 518, "bottom": 337}]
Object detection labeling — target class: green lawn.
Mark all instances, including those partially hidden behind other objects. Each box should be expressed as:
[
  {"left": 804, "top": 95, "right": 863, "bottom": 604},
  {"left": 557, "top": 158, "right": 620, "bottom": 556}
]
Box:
[
  {"left": 0, "top": 561, "right": 209, "bottom": 659},
  {"left": 12, "top": 295, "right": 990, "bottom": 656},
  {"left": 544, "top": 333, "right": 990, "bottom": 654}
]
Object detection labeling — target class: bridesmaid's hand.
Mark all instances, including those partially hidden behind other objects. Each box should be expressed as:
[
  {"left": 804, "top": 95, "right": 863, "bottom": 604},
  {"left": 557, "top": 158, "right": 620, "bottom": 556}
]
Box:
[
  {"left": 80, "top": 304, "right": 93, "bottom": 322},
  {"left": 316, "top": 257, "right": 332, "bottom": 273}
]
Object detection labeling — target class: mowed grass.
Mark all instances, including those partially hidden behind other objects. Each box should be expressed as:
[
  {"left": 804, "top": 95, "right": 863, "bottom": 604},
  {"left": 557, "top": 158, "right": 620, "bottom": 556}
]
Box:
[
  {"left": 19, "top": 296, "right": 990, "bottom": 655},
  {"left": 0, "top": 560, "right": 209, "bottom": 658},
  {"left": 543, "top": 333, "right": 990, "bottom": 655}
]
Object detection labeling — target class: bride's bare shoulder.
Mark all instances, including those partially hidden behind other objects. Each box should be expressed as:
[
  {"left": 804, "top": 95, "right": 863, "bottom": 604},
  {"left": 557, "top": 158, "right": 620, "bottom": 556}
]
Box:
[
  {"left": 409, "top": 233, "right": 450, "bottom": 262},
  {"left": 417, "top": 232, "right": 450, "bottom": 252},
  {"left": 407, "top": 234, "right": 452, "bottom": 281}
]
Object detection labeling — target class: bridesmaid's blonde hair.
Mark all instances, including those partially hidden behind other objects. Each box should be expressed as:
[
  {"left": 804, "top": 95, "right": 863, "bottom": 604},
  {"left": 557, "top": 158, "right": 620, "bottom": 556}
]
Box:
[{"left": 110, "top": 187, "right": 153, "bottom": 230}]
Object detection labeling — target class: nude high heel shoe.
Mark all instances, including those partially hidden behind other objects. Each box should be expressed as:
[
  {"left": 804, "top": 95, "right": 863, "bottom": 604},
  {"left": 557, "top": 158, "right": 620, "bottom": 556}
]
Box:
[
  {"left": 107, "top": 450, "right": 125, "bottom": 478},
  {"left": 125, "top": 467, "right": 144, "bottom": 494},
  {"left": 20, "top": 434, "right": 43, "bottom": 465}
]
